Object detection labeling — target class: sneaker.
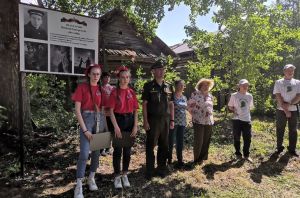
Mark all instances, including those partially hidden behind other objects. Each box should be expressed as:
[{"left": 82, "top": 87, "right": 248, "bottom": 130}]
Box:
[
  {"left": 156, "top": 167, "right": 169, "bottom": 178},
  {"left": 145, "top": 174, "right": 152, "bottom": 180},
  {"left": 235, "top": 152, "right": 243, "bottom": 160},
  {"left": 288, "top": 151, "right": 299, "bottom": 157},
  {"left": 174, "top": 161, "right": 184, "bottom": 169},
  {"left": 87, "top": 177, "right": 98, "bottom": 191},
  {"left": 74, "top": 185, "right": 84, "bottom": 198},
  {"left": 108, "top": 148, "right": 113, "bottom": 155},
  {"left": 101, "top": 150, "right": 108, "bottom": 156},
  {"left": 276, "top": 146, "right": 284, "bottom": 154},
  {"left": 244, "top": 156, "right": 253, "bottom": 163},
  {"left": 114, "top": 176, "right": 122, "bottom": 189},
  {"left": 121, "top": 174, "right": 131, "bottom": 187}
]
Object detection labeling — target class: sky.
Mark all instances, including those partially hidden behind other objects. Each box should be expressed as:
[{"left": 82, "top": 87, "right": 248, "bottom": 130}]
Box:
[
  {"left": 156, "top": 4, "right": 218, "bottom": 46},
  {"left": 156, "top": 1, "right": 275, "bottom": 46}
]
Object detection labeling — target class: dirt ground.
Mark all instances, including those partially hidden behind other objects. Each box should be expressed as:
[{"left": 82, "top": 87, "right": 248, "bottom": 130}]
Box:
[{"left": 0, "top": 121, "right": 300, "bottom": 198}]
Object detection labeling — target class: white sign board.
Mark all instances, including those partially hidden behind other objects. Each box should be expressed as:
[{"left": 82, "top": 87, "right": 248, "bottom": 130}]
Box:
[{"left": 19, "top": 4, "right": 99, "bottom": 76}]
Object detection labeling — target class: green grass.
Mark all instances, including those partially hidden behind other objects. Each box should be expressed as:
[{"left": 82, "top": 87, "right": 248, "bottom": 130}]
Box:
[{"left": 182, "top": 116, "right": 300, "bottom": 198}]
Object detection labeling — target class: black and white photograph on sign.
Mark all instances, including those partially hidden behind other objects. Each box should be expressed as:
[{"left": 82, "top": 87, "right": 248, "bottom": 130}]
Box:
[
  {"left": 74, "top": 48, "right": 95, "bottom": 74},
  {"left": 24, "top": 41, "right": 48, "bottom": 71},
  {"left": 24, "top": 8, "right": 48, "bottom": 40},
  {"left": 50, "top": 45, "right": 72, "bottom": 73}
]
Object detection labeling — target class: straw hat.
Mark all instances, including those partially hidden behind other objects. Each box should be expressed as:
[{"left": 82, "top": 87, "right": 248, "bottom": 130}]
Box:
[{"left": 195, "top": 78, "right": 214, "bottom": 91}]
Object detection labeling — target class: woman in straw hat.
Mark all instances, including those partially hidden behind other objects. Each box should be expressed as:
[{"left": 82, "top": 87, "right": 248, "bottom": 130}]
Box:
[{"left": 188, "top": 78, "right": 214, "bottom": 164}]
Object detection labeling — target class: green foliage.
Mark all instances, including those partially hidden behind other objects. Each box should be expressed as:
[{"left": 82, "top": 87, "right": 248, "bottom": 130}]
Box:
[
  {"left": 1, "top": 160, "right": 20, "bottom": 177},
  {"left": 26, "top": 74, "right": 76, "bottom": 132},
  {"left": 164, "top": 55, "right": 180, "bottom": 84},
  {"left": 134, "top": 65, "right": 148, "bottom": 95},
  {"left": 185, "top": 1, "right": 300, "bottom": 114},
  {"left": 134, "top": 65, "right": 148, "bottom": 129}
]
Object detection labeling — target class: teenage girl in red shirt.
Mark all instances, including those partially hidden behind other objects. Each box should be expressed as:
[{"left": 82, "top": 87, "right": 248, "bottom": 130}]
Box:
[
  {"left": 72, "top": 64, "right": 104, "bottom": 198},
  {"left": 108, "top": 66, "right": 139, "bottom": 189}
]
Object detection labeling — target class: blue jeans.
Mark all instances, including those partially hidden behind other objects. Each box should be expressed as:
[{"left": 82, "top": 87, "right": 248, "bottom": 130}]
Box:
[
  {"left": 168, "top": 125, "right": 185, "bottom": 162},
  {"left": 76, "top": 111, "right": 106, "bottom": 178}
]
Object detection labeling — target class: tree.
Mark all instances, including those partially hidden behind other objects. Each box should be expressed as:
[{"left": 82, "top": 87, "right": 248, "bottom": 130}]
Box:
[
  {"left": 0, "top": 0, "right": 32, "bottom": 132},
  {"left": 185, "top": 0, "right": 300, "bottom": 114}
]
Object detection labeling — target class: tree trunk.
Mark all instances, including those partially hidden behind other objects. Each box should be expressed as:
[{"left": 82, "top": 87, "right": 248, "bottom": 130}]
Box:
[{"left": 0, "top": 0, "right": 32, "bottom": 133}]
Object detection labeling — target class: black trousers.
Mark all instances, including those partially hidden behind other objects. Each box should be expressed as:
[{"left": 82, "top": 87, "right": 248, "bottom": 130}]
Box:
[
  {"left": 113, "top": 113, "right": 134, "bottom": 175},
  {"left": 146, "top": 115, "right": 169, "bottom": 175},
  {"left": 276, "top": 110, "right": 298, "bottom": 152},
  {"left": 232, "top": 119, "right": 252, "bottom": 157}
]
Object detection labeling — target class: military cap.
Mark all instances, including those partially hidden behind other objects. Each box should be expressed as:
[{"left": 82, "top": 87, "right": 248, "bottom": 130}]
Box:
[
  {"left": 151, "top": 60, "right": 166, "bottom": 69},
  {"left": 28, "top": 9, "right": 44, "bottom": 17}
]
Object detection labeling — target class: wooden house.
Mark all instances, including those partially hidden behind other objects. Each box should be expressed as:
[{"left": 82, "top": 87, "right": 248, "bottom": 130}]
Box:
[
  {"left": 98, "top": 9, "right": 177, "bottom": 78},
  {"left": 171, "top": 42, "right": 227, "bottom": 109},
  {"left": 171, "top": 43, "right": 197, "bottom": 97}
]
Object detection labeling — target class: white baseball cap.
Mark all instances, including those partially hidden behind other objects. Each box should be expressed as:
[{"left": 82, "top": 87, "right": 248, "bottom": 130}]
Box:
[
  {"left": 283, "top": 64, "right": 296, "bottom": 70},
  {"left": 239, "top": 79, "right": 249, "bottom": 85}
]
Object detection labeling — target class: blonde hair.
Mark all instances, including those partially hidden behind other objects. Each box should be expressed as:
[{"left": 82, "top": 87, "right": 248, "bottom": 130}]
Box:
[{"left": 195, "top": 78, "right": 214, "bottom": 91}]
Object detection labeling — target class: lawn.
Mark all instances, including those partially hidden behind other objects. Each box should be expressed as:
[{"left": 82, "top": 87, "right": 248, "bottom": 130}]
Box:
[{"left": 0, "top": 116, "right": 299, "bottom": 198}]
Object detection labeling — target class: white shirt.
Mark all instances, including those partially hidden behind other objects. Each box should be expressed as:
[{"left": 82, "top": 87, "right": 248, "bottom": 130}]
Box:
[
  {"left": 273, "top": 78, "right": 300, "bottom": 111},
  {"left": 228, "top": 92, "right": 254, "bottom": 122}
]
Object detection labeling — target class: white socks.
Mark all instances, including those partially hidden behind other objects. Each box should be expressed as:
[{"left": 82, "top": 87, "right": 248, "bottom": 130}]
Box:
[
  {"left": 76, "top": 172, "right": 95, "bottom": 186},
  {"left": 88, "top": 172, "right": 95, "bottom": 179},
  {"left": 76, "top": 178, "right": 83, "bottom": 186}
]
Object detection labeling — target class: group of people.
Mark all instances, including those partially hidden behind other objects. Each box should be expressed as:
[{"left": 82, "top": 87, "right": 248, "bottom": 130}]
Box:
[{"left": 71, "top": 61, "right": 299, "bottom": 198}]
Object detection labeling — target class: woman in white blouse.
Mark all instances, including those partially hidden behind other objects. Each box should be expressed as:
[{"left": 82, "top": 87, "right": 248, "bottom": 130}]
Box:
[{"left": 188, "top": 78, "right": 214, "bottom": 164}]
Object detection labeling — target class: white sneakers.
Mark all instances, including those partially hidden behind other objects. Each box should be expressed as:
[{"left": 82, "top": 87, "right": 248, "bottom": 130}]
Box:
[
  {"left": 101, "top": 149, "right": 108, "bottom": 156},
  {"left": 74, "top": 184, "right": 84, "bottom": 198},
  {"left": 87, "top": 177, "right": 98, "bottom": 191},
  {"left": 114, "top": 174, "right": 131, "bottom": 189},
  {"left": 122, "top": 174, "right": 131, "bottom": 187},
  {"left": 114, "top": 176, "right": 123, "bottom": 189},
  {"left": 74, "top": 176, "right": 98, "bottom": 198}
]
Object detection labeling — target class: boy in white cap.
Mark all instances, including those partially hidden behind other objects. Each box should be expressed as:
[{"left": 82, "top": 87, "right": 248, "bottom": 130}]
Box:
[
  {"left": 273, "top": 64, "right": 299, "bottom": 157},
  {"left": 228, "top": 79, "right": 254, "bottom": 162}
]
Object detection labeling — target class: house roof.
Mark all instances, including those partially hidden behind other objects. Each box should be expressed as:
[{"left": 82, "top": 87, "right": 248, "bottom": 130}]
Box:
[
  {"left": 170, "top": 43, "right": 195, "bottom": 54},
  {"left": 99, "top": 9, "right": 177, "bottom": 60}
]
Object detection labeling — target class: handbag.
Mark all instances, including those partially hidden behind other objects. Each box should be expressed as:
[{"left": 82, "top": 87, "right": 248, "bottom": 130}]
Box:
[
  {"left": 90, "top": 132, "right": 112, "bottom": 151},
  {"left": 90, "top": 114, "right": 112, "bottom": 151},
  {"left": 88, "top": 85, "right": 112, "bottom": 151},
  {"left": 112, "top": 131, "right": 135, "bottom": 147}
]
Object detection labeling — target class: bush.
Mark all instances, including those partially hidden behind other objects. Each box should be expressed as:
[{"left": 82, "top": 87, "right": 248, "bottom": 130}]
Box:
[{"left": 27, "top": 74, "right": 77, "bottom": 133}]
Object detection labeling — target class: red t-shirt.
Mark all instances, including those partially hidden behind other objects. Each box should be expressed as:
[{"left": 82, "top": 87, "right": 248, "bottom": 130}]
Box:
[
  {"left": 72, "top": 83, "right": 102, "bottom": 111},
  {"left": 108, "top": 88, "right": 139, "bottom": 113},
  {"left": 101, "top": 84, "right": 115, "bottom": 108}
]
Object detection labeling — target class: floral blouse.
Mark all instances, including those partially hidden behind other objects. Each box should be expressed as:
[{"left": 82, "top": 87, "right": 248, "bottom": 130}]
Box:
[{"left": 187, "top": 91, "right": 214, "bottom": 125}]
